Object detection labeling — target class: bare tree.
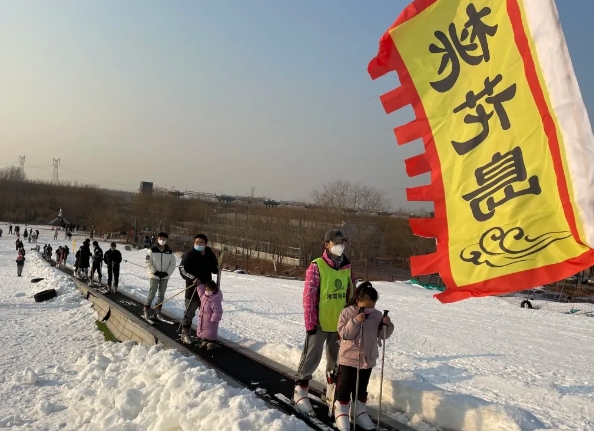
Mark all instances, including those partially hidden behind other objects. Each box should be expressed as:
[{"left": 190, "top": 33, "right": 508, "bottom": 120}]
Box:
[
  {"left": 0, "top": 166, "right": 27, "bottom": 182},
  {"left": 311, "top": 180, "right": 390, "bottom": 214}
]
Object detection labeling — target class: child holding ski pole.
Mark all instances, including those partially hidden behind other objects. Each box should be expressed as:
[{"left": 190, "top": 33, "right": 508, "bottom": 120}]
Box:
[
  {"left": 333, "top": 282, "right": 393, "bottom": 431},
  {"left": 196, "top": 280, "right": 223, "bottom": 350}
]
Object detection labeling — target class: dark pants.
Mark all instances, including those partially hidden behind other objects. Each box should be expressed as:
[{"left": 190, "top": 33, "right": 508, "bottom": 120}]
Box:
[
  {"left": 107, "top": 264, "right": 120, "bottom": 286},
  {"left": 182, "top": 287, "right": 201, "bottom": 329},
  {"left": 17, "top": 263, "right": 24, "bottom": 276},
  {"left": 91, "top": 261, "right": 102, "bottom": 280},
  {"left": 335, "top": 365, "right": 372, "bottom": 403}
]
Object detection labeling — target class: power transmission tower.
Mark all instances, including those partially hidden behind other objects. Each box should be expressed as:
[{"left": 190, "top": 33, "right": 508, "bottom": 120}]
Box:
[
  {"left": 19, "top": 156, "right": 25, "bottom": 173},
  {"left": 52, "top": 158, "right": 60, "bottom": 184}
]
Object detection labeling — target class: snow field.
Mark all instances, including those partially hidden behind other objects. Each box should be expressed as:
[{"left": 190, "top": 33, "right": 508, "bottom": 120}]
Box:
[
  {"left": 0, "top": 227, "right": 312, "bottom": 431},
  {"left": 107, "top": 239, "right": 594, "bottom": 431},
  {"left": 10, "top": 226, "right": 594, "bottom": 431}
]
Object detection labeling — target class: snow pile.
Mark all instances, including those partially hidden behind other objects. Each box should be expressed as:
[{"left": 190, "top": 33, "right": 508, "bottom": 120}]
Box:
[
  {"left": 66, "top": 341, "right": 308, "bottom": 431},
  {"left": 374, "top": 377, "right": 544, "bottom": 431},
  {"left": 12, "top": 367, "right": 39, "bottom": 385}
]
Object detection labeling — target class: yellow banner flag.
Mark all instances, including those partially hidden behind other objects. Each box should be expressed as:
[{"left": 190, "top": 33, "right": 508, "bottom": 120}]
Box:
[{"left": 369, "top": 0, "right": 594, "bottom": 302}]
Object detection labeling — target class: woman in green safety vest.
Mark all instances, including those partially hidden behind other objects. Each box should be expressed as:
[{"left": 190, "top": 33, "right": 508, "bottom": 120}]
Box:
[{"left": 293, "top": 228, "right": 355, "bottom": 416}]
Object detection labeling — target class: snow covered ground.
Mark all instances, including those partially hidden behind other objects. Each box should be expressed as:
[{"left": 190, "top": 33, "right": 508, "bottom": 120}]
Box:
[
  {"left": 0, "top": 226, "right": 310, "bottom": 431},
  {"left": 4, "top": 225, "right": 594, "bottom": 431}
]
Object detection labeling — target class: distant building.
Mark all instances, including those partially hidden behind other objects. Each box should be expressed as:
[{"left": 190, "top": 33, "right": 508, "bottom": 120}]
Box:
[{"left": 140, "top": 181, "right": 153, "bottom": 194}]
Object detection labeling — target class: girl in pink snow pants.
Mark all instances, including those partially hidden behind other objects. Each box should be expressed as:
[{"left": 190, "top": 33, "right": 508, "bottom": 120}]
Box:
[{"left": 196, "top": 280, "right": 223, "bottom": 350}]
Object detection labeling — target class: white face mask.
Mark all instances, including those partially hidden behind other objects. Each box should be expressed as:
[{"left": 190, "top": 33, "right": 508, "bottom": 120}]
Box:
[
  {"left": 330, "top": 244, "right": 345, "bottom": 256},
  {"left": 158, "top": 239, "right": 166, "bottom": 246}
]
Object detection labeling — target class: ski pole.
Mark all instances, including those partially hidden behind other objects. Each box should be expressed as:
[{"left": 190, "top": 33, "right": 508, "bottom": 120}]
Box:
[
  {"left": 154, "top": 282, "right": 197, "bottom": 309},
  {"left": 123, "top": 259, "right": 145, "bottom": 268},
  {"left": 377, "top": 310, "right": 389, "bottom": 431},
  {"left": 353, "top": 307, "right": 365, "bottom": 431},
  {"left": 178, "top": 283, "right": 198, "bottom": 333}
]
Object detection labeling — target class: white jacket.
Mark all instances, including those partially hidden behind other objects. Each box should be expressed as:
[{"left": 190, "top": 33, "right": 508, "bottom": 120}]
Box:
[{"left": 145, "top": 245, "right": 176, "bottom": 279}]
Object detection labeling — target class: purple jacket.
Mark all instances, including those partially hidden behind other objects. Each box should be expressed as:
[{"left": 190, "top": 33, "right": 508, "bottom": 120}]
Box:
[
  {"left": 337, "top": 306, "right": 394, "bottom": 369},
  {"left": 196, "top": 285, "right": 223, "bottom": 341}
]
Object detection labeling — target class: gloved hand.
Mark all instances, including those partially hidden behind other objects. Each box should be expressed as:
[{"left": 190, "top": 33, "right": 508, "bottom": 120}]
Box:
[{"left": 306, "top": 327, "right": 317, "bottom": 336}]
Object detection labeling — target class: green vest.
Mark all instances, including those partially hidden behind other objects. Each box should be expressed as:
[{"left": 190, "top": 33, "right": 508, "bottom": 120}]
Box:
[{"left": 315, "top": 257, "right": 351, "bottom": 332}]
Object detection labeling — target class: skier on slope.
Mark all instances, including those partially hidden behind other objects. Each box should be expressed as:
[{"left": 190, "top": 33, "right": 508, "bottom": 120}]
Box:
[
  {"left": 89, "top": 241, "right": 104, "bottom": 286},
  {"left": 333, "top": 282, "right": 394, "bottom": 431},
  {"left": 8, "top": 225, "right": 12, "bottom": 235},
  {"left": 294, "top": 229, "right": 355, "bottom": 416},
  {"left": 195, "top": 280, "right": 224, "bottom": 350},
  {"left": 62, "top": 245, "right": 70, "bottom": 267},
  {"left": 104, "top": 242, "right": 122, "bottom": 293},
  {"left": 16, "top": 247, "right": 26, "bottom": 277},
  {"left": 143, "top": 232, "right": 176, "bottom": 320},
  {"left": 78, "top": 239, "right": 92, "bottom": 279},
  {"left": 178, "top": 234, "right": 219, "bottom": 344}
]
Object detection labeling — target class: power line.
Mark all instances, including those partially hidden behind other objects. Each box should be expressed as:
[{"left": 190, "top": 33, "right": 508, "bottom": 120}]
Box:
[{"left": 60, "top": 164, "right": 136, "bottom": 188}]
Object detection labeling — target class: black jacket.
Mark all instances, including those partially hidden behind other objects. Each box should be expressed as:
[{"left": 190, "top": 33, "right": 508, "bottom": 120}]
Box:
[
  {"left": 92, "top": 246, "right": 104, "bottom": 264},
  {"left": 179, "top": 247, "right": 219, "bottom": 298},
  {"left": 79, "top": 244, "right": 92, "bottom": 268},
  {"left": 104, "top": 249, "right": 122, "bottom": 266}
]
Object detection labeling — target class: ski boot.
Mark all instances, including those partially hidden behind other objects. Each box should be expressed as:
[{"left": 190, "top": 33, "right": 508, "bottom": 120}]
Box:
[
  {"left": 154, "top": 307, "right": 164, "bottom": 321},
  {"left": 113, "top": 283, "right": 118, "bottom": 293},
  {"left": 352, "top": 399, "right": 374, "bottom": 430},
  {"left": 142, "top": 307, "right": 152, "bottom": 321},
  {"left": 180, "top": 328, "right": 193, "bottom": 345},
  {"left": 333, "top": 401, "right": 350, "bottom": 431},
  {"left": 206, "top": 341, "right": 220, "bottom": 351},
  {"left": 293, "top": 385, "right": 315, "bottom": 417}
]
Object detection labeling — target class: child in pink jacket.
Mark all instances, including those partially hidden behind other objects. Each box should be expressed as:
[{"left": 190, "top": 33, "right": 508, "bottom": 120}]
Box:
[
  {"left": 196, "top": 280, "right": 223, "bottom": 350},
  {"left": 334, "top": 282, "right": 393, "bottom": 431}
]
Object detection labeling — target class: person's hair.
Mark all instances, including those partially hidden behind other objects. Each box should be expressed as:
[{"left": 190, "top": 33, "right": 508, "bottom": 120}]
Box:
[
  {"left": 157, "top": 232, "right": 168, "bottom": 239},
  {"left": 195, "top": 234, "right": 208, "bottom": 243},
  {"left": 92, "top": 241, "right": 98, "bottom": 246},
  {"left": 346, "top": 281, "right": 378, "bottom": 308},
  {"left": 204, "top": 280, "right": 218, "bottom": 293},
  {"left": 110, "top": 242, "right": 116, "bottom": 247}
]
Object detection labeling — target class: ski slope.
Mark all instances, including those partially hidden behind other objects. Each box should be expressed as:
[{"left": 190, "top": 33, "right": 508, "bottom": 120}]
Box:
[
  {"left": 4, "top": 225, "right": 594, "bottom": 431},
  {"left": 0, "top": 227, "right": 309, "bottom": 431}
]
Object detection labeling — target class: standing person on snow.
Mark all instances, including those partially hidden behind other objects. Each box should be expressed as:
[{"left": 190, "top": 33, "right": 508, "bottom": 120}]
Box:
[
  {"left": 294, "top": 229, "right": 355, "bottom": 416},
  {"left": 53, "top": 229, "right": 58, "bottom": 240},
  {"left": 89, "top": 241, "right": 104, "bottom": 285},
  {"left": 104, "top": 242, "right": 122, "bottom": 293},
  {"left": 196, "top": 280, "right": 223, "bottom": 350},
  {"left": 15, "top": 237, "right": 23, "bottom": 251},
  {"left": 24, "top": 229, "right": 28, "bottom": 241},
  {"left": 63, "top": 245, "right": 69, "bottom": 266},
  {"left": 78, "top": 239, "right": 92, "bottom": 279},
  {"left": 9, "top": 225, "right": 12, "bottom": 235},
  {"left": 178, "top": 234, "right": 219, "bottom": 344},
  {"left": 144, "top": 232, "right": 176, "bottom": 320},
  {"left": 16, "top": 248, "right": 26, "bottom": 277},
  {"left": 332, "top": 282, "right": 393, "bottom": 431}
]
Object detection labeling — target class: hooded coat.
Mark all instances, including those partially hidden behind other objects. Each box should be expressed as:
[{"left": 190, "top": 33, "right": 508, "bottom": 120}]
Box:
[{"left": 196, "top": 284, "right": 223, "bottom": 341}]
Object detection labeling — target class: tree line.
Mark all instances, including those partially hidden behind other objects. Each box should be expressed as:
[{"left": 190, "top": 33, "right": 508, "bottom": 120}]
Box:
[{"left": 0, "top": 167, "right": 435, "bottom": 279}]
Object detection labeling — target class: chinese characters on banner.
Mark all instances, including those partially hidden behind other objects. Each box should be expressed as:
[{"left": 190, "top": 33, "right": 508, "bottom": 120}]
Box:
[{"left": 368, "top": 0, "right": 594, "bottom": 302}]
